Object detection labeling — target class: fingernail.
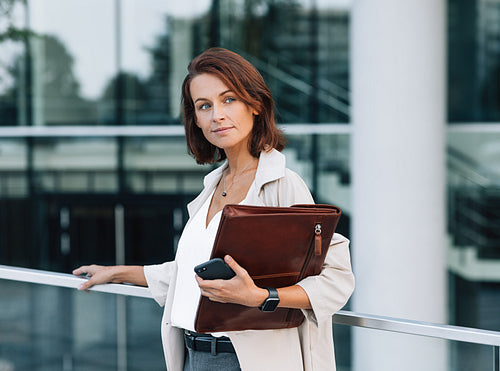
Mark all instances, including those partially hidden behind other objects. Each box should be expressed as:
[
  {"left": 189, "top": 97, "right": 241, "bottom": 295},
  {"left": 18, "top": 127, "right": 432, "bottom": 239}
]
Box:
[{"left": 225, "top": 255, "right": 231, "bottom": 262}]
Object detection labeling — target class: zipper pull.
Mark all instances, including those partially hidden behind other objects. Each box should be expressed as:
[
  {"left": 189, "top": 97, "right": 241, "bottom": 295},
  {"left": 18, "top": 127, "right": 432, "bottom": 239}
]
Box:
[{"left": 314, "top": 223, "right": 322, "bottom": 256}]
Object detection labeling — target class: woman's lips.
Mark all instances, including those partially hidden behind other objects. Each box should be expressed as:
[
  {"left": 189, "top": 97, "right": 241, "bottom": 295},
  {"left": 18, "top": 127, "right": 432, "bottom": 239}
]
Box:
[{"left": 213, "top": 126, "right": 232, "bottom": 134}]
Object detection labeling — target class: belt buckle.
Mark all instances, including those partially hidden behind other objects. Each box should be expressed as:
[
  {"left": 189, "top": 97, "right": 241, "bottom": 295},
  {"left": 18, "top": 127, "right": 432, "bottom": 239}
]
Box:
[{"left": 184, "top": 330, "right": 233, "bottom": 355}]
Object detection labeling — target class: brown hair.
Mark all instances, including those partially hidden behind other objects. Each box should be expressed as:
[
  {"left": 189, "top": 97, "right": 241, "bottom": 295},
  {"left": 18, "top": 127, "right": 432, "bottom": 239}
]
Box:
[{"left": 181, "top": 47, "right": 286, "bottom": 164}]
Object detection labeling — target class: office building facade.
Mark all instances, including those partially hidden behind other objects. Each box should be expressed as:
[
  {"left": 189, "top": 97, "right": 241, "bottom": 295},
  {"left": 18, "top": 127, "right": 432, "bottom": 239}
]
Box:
[{"left": 0, "top": 0, "right": 499, "bottom": 370}]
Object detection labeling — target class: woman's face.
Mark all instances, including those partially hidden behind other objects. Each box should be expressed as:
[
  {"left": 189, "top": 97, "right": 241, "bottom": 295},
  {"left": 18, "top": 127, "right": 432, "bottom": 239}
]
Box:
[{"left": 190, "top": 73, "right": 258, "bottom": 156}]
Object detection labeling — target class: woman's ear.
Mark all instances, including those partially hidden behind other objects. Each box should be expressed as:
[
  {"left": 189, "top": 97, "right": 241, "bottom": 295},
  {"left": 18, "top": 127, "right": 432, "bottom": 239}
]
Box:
[{"left": 251, "top": 102, "right": 261, "bottom": 116}]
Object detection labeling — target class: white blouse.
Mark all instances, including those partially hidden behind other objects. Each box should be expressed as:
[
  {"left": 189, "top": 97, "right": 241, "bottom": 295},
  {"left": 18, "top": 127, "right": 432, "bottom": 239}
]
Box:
[{"left": 170, "top": 183, "right": 255, "bottom": 334}]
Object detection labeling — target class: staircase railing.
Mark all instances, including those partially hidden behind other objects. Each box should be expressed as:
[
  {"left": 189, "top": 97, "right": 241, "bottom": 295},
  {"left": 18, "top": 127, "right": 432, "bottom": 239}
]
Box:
[{"left": 447, "top": 145, "right": 500, "bottom": 259}]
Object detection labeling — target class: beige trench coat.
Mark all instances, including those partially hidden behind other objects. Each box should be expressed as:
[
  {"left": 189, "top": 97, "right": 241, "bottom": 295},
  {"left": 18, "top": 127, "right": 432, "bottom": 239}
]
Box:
[{"left": 144, "top": 149, "right": 355, "bottom": 371}]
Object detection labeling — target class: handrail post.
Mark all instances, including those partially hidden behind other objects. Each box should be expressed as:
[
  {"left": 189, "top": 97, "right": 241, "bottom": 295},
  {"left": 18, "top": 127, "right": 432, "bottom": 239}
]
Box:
[
  {"left": 114, "top": 203, "right": 127, "bottom": 371},
  {"left": 494, "top": 346, "right": 499, "bottom": 371}
]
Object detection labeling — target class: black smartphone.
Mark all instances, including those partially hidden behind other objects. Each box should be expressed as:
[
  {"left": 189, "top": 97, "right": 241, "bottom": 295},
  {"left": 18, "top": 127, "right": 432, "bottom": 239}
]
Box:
[{"left": 194, "top": 258, "right": 236, "bottom": 280}]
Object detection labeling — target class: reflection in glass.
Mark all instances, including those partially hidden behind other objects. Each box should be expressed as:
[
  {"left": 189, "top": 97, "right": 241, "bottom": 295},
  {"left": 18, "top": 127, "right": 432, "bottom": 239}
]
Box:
[
  {"left": 0, "top": 0, "right": 352, "bottom": 126},
  {"left": 0, "top": 281, "right": 164, "bottom": 370},
  {"left": 448, "top": 0, "right": 500, "bottom": 121}
]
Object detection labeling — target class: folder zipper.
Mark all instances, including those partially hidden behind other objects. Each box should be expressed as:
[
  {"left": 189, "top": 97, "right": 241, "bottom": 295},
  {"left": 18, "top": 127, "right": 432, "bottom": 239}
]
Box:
[
  {"left": 287, "top": 222, "right": 323, "bottom": 326},
  {"left": 314, "top": 223, "right": 322, "bottom": 256},
  {"left": 297, "top": 223, "right": 322, "bottom": 282}
]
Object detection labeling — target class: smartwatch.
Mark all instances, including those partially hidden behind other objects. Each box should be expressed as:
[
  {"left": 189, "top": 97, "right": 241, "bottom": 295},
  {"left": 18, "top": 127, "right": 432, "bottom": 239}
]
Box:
[{"left": 259, "top": 287, "right": 280, "bottom": 312}]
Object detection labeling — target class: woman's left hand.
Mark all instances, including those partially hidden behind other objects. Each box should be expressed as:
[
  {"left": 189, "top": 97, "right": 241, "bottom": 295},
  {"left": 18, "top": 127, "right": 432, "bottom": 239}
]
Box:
[{"left": 195, "top": 255, "right": 268, "bottom": 308}]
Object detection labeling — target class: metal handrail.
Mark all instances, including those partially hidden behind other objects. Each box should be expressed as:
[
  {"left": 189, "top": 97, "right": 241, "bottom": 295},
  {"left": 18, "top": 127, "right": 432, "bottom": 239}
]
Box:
[
  {"left": 0, "top": 264, "right": 151, "bottom": 298},
  {"left": 334, "top": 311, "right": 500, "bottom": 347},
  {"left": 1, "top": 264, "right": 500, "bottom": 347}
]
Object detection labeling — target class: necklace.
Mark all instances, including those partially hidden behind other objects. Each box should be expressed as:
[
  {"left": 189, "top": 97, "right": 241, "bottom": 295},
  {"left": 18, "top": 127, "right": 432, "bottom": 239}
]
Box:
[{"left": 222, "top": 158, "right": 256, "bottom": 197}]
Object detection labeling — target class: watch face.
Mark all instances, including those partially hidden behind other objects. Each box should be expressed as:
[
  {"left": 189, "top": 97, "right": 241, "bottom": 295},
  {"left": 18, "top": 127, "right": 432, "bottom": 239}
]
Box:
[{"left": 261, "top": 297, "right": 280, "bottom": 312}]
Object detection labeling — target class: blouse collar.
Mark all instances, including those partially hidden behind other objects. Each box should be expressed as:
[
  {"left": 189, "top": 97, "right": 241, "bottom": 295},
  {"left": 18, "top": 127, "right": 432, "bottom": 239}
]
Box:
[
  {"left": 203, "top": 148, "right": 285, "bottom": 191},
  {"left": 187, "top": 148, "right": 286, "bottom": 217}
]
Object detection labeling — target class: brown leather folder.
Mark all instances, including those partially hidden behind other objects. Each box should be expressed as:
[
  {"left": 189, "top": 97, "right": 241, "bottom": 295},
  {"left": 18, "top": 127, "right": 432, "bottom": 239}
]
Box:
[{"left": 194, "top": 203, "right": 341, "bottom": 333}]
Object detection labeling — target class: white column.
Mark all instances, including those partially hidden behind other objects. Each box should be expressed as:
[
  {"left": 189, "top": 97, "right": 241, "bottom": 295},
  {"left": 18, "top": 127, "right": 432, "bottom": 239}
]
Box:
[{"left": 350, "top": 1, "right": 447, "bottom": 370}]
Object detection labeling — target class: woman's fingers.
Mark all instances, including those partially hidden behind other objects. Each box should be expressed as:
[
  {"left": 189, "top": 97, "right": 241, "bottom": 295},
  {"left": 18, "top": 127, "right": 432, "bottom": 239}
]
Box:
[
  {"left": 223, "top": 255, "right": 248, "bottom": 277},
  {"left": 78, "top": 278, "right": 95, "bottom": 292},
  {"left": 72, "top": 265, "right": 91, "bottom": 277},
  {"left": 195, "top": 258, "right": 266, "bottom": 307},
  {"left": 72, "top": 265, "right": 110, "bottom": 291}
]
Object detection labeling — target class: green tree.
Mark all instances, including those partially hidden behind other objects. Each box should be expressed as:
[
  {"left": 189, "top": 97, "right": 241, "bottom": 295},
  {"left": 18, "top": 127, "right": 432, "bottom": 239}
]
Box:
[
  {"left": 3, "top": 33, "right": 93, "bottom": 125},
  {"left": 144, "top": 30, "right": 171, "bottom": 121},
  {"left": 0, "top": 0, "right": 34, "bottom": 88},
  {"left": 41, "top": 34, "right": 80, "bottom": 98},
  {"left": 0, "top": 0, "right": 30, "bottom": 41},
  {"left": 100, "top": 71, "right": 148, "bottom": 125},
  {"left": 0, "top": 0, "right": 36, "bottom": 125}
]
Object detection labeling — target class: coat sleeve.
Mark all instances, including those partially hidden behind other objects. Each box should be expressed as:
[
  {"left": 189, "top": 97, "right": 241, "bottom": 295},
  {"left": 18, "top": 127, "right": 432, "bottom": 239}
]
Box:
[
  {"left": 143, "top": 261, "right": 176, "bottom": 307},
  {"left": 296, "top": 233, "right": 355, "bottom": 325}
]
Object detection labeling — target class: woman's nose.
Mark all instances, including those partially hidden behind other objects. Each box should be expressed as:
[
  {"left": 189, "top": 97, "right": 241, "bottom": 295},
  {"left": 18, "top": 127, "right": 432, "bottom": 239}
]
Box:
[{"left": 212, "top": 103, "right": 225, "bottom": 121}]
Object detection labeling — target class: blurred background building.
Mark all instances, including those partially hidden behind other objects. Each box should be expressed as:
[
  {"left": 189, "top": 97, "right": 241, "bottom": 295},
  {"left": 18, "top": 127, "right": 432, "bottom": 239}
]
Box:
[{"left": 0, "top": 0, "right": 499, "bottom": 370}]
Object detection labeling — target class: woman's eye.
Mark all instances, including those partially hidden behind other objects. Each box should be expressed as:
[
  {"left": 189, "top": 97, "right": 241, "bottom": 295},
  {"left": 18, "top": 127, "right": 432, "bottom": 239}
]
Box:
[
  {"left": 199, "top": 103, "right": 210, "bottom": 110},
  {"left": 224, "top": 97, "right": 235, "bottom": 104}
]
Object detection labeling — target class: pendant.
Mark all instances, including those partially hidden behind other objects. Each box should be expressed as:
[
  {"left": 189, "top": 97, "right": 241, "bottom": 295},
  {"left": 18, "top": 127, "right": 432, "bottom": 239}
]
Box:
[{"left": 222, "top": 192, "right": 227, "bottom": 197}]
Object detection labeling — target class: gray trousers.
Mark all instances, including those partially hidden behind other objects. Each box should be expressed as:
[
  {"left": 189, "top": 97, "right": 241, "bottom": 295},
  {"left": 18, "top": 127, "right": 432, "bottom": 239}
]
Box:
[{"left": 183, "top": 344, "right": 241, "bottom": 371}]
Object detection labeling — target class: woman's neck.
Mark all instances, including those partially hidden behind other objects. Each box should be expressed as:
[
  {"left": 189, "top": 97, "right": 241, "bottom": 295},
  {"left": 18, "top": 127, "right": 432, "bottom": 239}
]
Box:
[
  {"left": 226, "top": 154, "right": 256, "bottom": 175},
  {"left": 224, "top": 144, "right": 256, "bottom": 174}
]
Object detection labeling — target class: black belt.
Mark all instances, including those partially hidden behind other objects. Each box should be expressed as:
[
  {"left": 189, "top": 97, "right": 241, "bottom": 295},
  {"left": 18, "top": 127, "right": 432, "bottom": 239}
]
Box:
[{"left": 184, "top": 330, "right": 236, "bottom": 355}]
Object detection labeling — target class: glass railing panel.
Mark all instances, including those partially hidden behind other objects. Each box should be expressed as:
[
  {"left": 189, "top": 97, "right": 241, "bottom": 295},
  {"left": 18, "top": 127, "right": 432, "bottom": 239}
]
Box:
[
  {"left": 333, "top": 322, "right": 352, "bottom": 371},
  {"left": 0, "top": 280, "right": 164, "bottom": 371},
  {"left": 333, "top": 324, "right": 499, "bottom": 371},
  {"left": 2, "top": 265, "right": 500, "bottom": 371},
  {"left": 449, "top": 341, "right": 499, "bottom": 371}
]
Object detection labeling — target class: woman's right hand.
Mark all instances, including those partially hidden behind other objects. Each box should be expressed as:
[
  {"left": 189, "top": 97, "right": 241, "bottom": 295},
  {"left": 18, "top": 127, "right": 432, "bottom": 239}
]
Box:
[
  {"left": 72, "top": 265, "right": 117, "bottom": 291},
  {"left": 72, "top": 264, "right": 147, "bottom": 291}
]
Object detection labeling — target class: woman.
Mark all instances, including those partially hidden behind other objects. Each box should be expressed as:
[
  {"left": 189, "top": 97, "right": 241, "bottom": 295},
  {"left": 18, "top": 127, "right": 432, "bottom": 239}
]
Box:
[{"left": 73, "top": 47, "right": 355, "bottom": 371}]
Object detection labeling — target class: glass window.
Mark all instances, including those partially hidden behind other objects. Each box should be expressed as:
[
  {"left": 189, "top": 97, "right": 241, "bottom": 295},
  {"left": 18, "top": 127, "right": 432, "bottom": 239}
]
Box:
[
  {"left": 0, "top": 0, "right": 350, "bottom": 126},
  {"left": 448, "top": 0, "right": 500, "bottom": 121}
]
